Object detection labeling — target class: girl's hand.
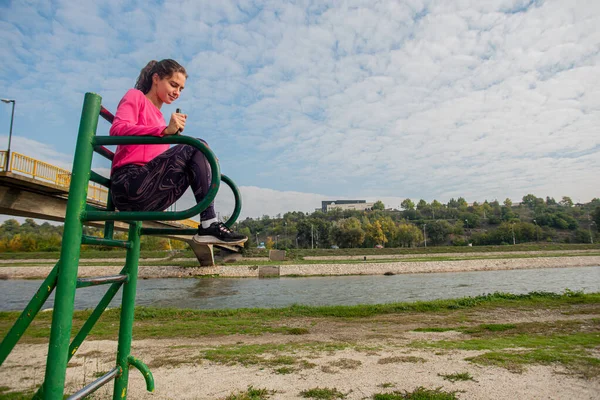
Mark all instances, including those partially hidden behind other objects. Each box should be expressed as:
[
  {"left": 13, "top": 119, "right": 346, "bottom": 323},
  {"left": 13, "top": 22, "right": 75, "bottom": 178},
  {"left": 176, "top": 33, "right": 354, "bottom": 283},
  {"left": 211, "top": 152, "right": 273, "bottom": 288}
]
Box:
[{"left": 163, "top": 112, "right": 187, "bottom": 135}]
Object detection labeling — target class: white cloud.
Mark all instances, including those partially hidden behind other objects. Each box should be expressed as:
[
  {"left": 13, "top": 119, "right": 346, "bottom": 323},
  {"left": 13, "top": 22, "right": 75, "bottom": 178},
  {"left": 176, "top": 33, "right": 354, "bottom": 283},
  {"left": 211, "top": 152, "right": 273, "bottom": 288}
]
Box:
[{"left": 0, "top": 0, "right": 598, "bottom": 219}]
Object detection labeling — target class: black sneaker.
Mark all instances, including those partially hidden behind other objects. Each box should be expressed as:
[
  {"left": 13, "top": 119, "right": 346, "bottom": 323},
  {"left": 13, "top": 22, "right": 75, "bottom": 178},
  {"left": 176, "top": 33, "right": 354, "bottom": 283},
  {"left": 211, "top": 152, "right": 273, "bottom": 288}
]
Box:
[{"left": 192, "top": 222, "right": 248, "bottom": 245}]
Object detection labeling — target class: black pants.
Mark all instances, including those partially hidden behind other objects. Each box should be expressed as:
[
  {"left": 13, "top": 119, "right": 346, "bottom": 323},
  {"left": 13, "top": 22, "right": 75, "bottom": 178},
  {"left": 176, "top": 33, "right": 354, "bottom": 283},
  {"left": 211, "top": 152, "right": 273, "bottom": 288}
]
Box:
[{"left": 110, "top": 142, "right": 216, "bottom": 221}]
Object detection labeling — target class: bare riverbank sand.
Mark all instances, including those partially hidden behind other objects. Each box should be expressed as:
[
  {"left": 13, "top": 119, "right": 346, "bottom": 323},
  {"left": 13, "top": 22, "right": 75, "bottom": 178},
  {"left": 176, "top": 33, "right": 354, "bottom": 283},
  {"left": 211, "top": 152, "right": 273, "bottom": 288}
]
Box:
[
  {"left": 1, "top": 305, "right": 599, "bottom": 399},
  {"left": 1, "top": 255, "right": 599, "bottom": 279}
]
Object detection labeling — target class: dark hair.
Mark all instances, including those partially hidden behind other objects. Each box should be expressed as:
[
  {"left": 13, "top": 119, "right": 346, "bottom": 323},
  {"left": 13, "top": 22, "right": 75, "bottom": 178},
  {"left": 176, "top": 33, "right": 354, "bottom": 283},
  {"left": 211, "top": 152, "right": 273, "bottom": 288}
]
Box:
[{"left": 135, "top": 59, "right": 187, "bottom": 94}]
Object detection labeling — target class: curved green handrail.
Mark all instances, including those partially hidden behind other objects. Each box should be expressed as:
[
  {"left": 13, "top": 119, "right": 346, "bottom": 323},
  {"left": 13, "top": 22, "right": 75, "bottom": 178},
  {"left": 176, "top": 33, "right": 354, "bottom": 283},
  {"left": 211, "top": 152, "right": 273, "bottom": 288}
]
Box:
[
  {"left": 86, "top": 135, "right": 220, "bottom": 222},
  {"left": 221, "top": 174, "right": 242, "bottom": 228},
  {"left": 127, "top": 355, "right": 154, "bottom": 393}
]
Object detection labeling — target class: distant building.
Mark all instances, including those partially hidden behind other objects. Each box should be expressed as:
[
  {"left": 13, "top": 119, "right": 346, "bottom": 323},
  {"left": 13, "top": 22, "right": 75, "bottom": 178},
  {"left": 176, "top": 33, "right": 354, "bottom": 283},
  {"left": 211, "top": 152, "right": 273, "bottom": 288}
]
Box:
[{"left": 322, "top": 200, "right": 375, "bottom": 212}]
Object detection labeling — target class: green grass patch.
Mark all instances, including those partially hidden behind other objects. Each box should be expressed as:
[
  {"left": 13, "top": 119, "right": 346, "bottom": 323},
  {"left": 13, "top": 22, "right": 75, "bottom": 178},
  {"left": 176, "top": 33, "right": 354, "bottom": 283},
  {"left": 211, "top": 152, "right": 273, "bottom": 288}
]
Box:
[
  {"left": 299, "top": 387, "right": 346, "bottom": 399},
  {"left": 274, "top": 366, "right": 295, "bottom": 374},
  {"left": 411, "top": 318, "right": 600, "bottom": 377},
  {"left": 466, "top": 349, "right": 600, "bottom": 377},
  {"left": 1, "top": 292, "right": 599, "bottom": 342},
  {"left": 224, "top": 386, "right": 275, "bottom": 400},
  {"left": 438, "top": 372, "right": 475, "bottom": 382},
  {"left": 372, "top": 387, "right": 460, "bottom": 399},
  {"left": 201, "top": 342, "right": 349, "bottom": 368},
  {"left": 0, "top": 386, "right": 37, "bottom": 400},
  {"left": 285, "top": 327, "right": 310, "bottom": 335}
]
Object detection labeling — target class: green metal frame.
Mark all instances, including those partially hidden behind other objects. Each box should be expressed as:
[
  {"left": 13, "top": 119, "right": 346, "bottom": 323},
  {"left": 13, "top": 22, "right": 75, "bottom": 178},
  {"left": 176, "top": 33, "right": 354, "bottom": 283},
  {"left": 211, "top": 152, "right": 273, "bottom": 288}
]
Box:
[{"left": 0, "top": 92, "right": 242, "bottom": 399}]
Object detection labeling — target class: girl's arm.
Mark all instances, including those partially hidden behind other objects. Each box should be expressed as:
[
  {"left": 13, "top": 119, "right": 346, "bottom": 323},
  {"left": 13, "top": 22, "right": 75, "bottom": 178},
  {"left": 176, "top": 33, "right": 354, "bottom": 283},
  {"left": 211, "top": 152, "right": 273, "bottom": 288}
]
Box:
[{"left": 109, "top": 90, "right": 166, "bottom": 137}]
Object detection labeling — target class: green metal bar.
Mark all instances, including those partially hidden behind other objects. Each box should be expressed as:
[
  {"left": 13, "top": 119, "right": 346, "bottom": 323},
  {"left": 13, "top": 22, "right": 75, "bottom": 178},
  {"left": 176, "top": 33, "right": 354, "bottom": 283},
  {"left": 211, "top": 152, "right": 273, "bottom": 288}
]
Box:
[
  {"left": 81, "top": 235, "right": 130, "bottom": 248},
  {"left": 128, "top": 355, "right": 155, "bottom": 393},
  {"left": 140, "top": 228, "right": 197, "bottom": 236},
  {"left": 86, "top": 136, "right": 220, "bottom": 222},
  {"left": 33, "top": 270, "right": 127, "bottom": 400},
  {"left": 93, "top": 145, "right": 114, "bottom": 161},
  {"left": 221, "top": 174, "right": 241, "bottom": 228},
  {"left": 43, "top": 92, "right": 101, "bottom": 400},
  {"left": 104, "top": 193, "right": 116, "bottom": 240},
  {"left": 90, "top": 170, "right": 111, "bottom": 187},
  {"left": 113, "top": 221, "right": 142, "bottom": 399},
  {"left": 0, "top": 262, "right": 59, "bottom": 366}
]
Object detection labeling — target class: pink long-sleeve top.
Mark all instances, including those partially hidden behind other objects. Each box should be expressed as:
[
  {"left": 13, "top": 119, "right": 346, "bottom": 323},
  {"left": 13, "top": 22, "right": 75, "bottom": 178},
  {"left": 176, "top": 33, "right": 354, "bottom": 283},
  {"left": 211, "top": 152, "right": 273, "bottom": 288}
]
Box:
[{"left": 110, "top": 89, "right": 169, "bottom": 172}]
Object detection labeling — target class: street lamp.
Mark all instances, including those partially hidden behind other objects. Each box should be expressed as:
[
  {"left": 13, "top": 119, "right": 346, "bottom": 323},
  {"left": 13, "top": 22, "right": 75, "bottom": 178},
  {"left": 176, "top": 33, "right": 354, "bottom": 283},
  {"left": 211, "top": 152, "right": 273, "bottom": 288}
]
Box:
[
  {"left": 276, "top": 235, "right": 279, "bottom": 249},
  {"left": 284, "top": 222, "right": 287, "bottom": 249},
  {"left": 255, "top": 231, "right": 260, "bottom": 246},
  {"left": 590, "top": 221, "right": 596, "bottom": 245},
  {"left": 1, "top": 99, "right": 15, "bottom": 171},
  {"left": 311, "top": 224, "right": 314, "bottom": 250},
  {"left": 423, "top": 223, "right": 427, "bottom": 248},
  {"left": 533, "top": 219, "right": 539, "bottom": 242}
]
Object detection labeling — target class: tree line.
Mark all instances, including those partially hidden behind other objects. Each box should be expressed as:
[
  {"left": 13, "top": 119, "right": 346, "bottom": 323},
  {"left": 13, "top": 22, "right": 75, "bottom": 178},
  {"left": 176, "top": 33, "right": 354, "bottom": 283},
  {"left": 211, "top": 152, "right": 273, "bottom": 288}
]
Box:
[{"left": 0, "top": 195, "right": 598, "bottom": 252}]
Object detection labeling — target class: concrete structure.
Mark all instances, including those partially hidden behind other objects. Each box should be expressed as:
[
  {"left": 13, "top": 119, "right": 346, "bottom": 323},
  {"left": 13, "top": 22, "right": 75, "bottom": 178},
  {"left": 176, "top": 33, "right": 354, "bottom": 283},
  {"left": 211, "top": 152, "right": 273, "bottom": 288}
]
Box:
[
  {"left": 322, "top": 200, "right": 375, "bottom": 212},
  {"left": 0, "top": 170, "right": 240, "bottom": 266}
]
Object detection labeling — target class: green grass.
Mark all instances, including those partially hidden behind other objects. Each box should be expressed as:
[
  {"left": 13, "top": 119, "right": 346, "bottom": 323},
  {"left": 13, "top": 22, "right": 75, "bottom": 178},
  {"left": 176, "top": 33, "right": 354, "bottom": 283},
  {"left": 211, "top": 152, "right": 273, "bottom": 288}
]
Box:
[
  {"left": 201, "top": 342, "right": 349, "bottom": 368},
  {"left": 411, "top": 318, "right": 600, "bottom": 377},
  {"left": 1, "top": 291, "right": 598, "bottom": 342},
  {"left": 372, "top": 387, "right": 460, "bottom": 399},
  {"left": 299, "top": 387, "right": 346, "bottom": 399},
  {"left": 438, "top": 372, "right": 475, "bottom": 382},
  {"left": 223, "top": 386, "right": 275, "bottom": 400}
]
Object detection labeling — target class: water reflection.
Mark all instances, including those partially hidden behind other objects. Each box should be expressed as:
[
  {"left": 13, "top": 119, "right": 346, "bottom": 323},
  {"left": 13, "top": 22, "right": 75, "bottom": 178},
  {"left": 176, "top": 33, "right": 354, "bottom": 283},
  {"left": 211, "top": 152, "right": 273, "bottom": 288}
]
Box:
[{"left": 188, "top": 279, "right": 241, "bottom": 298}]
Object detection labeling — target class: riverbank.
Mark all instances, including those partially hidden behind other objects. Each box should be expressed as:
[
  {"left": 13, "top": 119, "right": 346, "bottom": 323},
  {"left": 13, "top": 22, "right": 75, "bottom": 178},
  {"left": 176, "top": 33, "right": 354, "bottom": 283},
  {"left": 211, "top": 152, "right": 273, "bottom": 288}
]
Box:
[
  {"left": 1, "top": 254, "right": 599, "bottom": 279},
  {"left": 1, "top": 292, "right": 599, "bottom": 399}
]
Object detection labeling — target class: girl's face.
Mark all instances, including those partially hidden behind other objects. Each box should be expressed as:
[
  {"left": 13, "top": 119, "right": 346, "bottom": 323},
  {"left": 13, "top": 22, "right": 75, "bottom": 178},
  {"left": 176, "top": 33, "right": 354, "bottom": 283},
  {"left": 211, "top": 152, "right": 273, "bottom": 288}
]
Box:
[{"left": 152, "top": 72, "right": 186, "bottom": 104}]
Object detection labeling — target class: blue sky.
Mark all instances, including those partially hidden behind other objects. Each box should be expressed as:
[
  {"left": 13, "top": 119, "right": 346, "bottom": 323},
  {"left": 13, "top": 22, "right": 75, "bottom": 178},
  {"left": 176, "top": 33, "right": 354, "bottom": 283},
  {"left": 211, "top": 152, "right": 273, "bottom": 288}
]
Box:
[{"left": 1, "top": 0, "right": 599, "bottom": 219}]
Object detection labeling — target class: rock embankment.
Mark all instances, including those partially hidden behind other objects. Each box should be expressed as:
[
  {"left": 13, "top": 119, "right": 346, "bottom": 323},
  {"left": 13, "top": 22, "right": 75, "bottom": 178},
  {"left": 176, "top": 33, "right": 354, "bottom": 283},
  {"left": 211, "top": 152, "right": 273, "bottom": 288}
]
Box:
[{"left": 1, "top": 255, "right": 599, "bottom": 279}]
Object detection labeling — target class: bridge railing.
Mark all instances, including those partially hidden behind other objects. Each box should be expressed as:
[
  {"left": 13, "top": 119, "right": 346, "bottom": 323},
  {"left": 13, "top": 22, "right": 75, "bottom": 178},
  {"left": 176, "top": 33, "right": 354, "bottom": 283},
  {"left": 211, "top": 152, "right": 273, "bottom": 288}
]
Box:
[{"left": 0, "top": 150, "right": 199, "bottom": 229}]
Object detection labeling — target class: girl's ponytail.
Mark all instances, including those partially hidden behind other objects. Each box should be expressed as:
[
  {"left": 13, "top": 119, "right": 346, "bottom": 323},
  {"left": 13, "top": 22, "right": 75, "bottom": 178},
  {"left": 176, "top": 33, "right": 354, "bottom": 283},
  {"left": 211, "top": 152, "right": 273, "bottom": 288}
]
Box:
[
  {"left": 134, "top": 59, "right": 187, "bottom": 94},
  {"left": 135, "top": 60, "right": 158, "bottom": 94}
]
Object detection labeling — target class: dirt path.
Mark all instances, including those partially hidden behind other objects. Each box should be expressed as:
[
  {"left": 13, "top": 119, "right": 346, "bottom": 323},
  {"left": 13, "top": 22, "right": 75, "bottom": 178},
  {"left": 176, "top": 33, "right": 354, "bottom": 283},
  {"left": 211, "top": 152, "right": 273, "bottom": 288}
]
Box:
[{"left": 1, "top": 306, "right": 599, "bottom": 399}]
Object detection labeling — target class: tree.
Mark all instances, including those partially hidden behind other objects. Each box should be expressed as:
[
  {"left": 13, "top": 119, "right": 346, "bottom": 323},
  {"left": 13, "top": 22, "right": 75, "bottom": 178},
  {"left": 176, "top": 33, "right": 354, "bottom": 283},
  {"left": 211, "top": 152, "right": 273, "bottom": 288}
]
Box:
[
  {"left": 365, "top": 220, "right": 387, "bottom": 246},
  {"left": 503, "top": 198, "right": 512, "bottom": 208},
  {"left": 426, "top": 220, "right": 452, "bottom": 245},
  {"left": 417, "top": 199, "right": 427, "bottom": 210},
  {"left": 377, "top": 217, "right": 397, "bottom": 246},
  {"left": 593, "top": 206, "right": 600, "bottom": 230},
  {"left": 396, "top": 224, "right": 423, "bottom": 247},
  {"left": 559, "top": 196, "right": 573, "bottom": 208},
  {"left": 401, "top": 199, "right": 415, "bottom": 211},
  {"left": 457, "top": 197, "right": 468, "bottom": 211},
  {"left": 431, "top": 200, "right": 443, "bottom": 218},
  {"left": 372, "top": 200, "right": 385, "bottom": 211},
  {"left": 546, "top": 197, "right": 557, "bottom": 206},
  {"left": 522, "top": 194, "right": 537, "bottom": 208},
  {"left": 331, "top": 217, "right": 365, "bottom": 248}
]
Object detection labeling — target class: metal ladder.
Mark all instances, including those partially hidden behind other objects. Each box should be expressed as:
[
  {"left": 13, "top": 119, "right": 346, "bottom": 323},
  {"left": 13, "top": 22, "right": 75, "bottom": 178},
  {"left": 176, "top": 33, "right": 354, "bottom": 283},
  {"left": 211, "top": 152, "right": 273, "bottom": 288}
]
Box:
[{"left": 0, "top": 92, "right": 241, "bottom": 399}]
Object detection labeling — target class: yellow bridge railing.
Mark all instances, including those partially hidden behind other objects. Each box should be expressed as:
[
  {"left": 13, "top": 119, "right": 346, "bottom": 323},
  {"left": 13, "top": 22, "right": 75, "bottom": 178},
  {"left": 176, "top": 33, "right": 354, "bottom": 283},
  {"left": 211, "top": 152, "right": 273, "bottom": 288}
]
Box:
[{"left": 0, "top": 150, "right": 199, "bottom": 228}]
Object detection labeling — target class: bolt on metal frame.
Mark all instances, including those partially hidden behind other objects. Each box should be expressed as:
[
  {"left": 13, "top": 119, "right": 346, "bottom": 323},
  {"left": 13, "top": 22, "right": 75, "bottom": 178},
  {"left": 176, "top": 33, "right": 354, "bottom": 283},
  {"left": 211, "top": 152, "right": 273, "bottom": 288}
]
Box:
[{"left": 0, "top": 92, "right": 242, "bottom": 399}]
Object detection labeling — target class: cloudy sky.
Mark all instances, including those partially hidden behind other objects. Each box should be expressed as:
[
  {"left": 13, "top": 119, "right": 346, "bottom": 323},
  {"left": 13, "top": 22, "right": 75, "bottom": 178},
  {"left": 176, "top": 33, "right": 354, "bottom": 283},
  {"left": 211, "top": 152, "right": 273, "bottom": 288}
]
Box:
[{"left": 1, "top": 0, "right": 599, "bottom": 220}]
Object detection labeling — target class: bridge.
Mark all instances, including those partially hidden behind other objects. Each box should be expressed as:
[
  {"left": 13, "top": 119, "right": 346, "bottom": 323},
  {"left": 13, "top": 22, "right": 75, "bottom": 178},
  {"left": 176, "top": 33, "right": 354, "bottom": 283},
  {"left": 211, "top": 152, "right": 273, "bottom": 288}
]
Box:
[{"left": 0, "top": 150, "right": 239, "bottom": 265}]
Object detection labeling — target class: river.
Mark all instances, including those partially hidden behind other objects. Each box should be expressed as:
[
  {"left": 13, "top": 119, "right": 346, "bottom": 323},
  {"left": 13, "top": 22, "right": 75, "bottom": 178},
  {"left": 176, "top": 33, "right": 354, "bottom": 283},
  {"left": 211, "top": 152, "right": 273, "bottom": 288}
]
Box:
[{"left": 1, "top": 266, "right": 598, "bottom": 311}]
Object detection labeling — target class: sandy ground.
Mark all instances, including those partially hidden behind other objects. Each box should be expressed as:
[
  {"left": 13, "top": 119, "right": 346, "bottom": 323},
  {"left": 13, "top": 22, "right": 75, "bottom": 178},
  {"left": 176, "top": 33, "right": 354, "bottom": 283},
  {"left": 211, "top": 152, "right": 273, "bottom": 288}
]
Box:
[
  {"left": 1, "top": 255, "right": 599, "bottom": 279},
  {"left": 1, "top": 307, "right": 599, "bottom": 399}
]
